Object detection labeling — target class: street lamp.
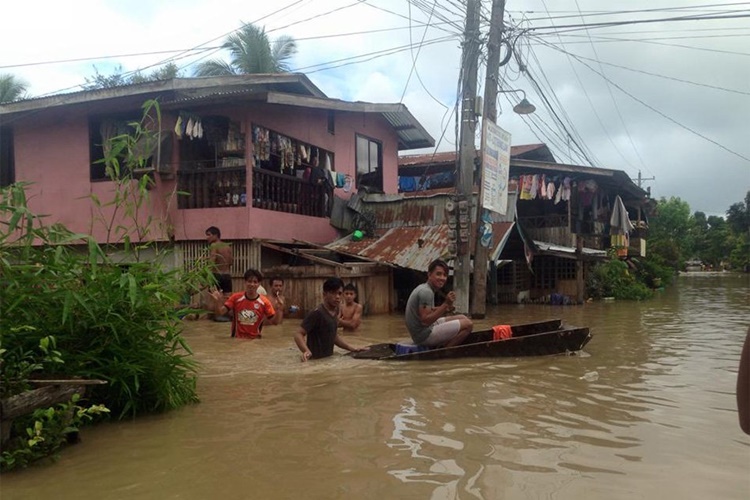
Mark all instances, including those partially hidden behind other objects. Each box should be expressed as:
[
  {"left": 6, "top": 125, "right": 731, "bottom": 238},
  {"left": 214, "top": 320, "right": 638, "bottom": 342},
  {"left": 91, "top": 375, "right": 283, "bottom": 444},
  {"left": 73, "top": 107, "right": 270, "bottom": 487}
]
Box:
[
  {"left": 505, "top": 89, "right": 536, "bottom": 116},
  {"left": 513, "top": 97, "right": 536, "bottom": 115}
]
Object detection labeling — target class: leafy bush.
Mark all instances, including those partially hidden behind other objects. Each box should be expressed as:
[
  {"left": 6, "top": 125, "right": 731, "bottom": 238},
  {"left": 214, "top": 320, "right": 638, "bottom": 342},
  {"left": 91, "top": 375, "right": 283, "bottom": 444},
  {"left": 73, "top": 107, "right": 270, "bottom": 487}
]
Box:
[
  {"left": 0, "top": 331, "right": 64, "bottom": 399},
  {"left": 0, "top": 100, "right": 213, "bottom": 471},
  {"left": 0, "top": 394, "right": 109, "bottom": 472},
  {"left": 1, "top": 100, "right": 211, "bottom": 418},
  {"left": 0, "top": 183, "right": 206, "bottom": 417},
  {"left": 586, "top": 259, "right": 653, "bottom": 301},
  {"left": 632, "top": 256, "right": 674, "bottom": 288}
]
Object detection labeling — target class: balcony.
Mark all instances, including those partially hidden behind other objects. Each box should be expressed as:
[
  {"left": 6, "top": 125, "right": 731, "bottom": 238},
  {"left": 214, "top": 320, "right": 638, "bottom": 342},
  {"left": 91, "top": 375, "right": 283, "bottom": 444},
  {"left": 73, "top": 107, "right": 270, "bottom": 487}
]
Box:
[
  {"left": 177, "top": 166, "right": 328, "bottom": 218},
  {"left": 177, "top": 166, "right": 247, "bottom": 209},
  {"left": 252, "top": 168, "right": 328, "bottom": 217}
]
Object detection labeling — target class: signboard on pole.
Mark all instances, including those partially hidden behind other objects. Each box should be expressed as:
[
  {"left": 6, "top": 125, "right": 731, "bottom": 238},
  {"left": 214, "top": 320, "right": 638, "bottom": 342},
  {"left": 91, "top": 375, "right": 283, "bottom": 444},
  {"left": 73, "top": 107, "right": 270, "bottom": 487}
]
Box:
[{"left": 480, "top": 120, "right": 511, "bottom": 214}]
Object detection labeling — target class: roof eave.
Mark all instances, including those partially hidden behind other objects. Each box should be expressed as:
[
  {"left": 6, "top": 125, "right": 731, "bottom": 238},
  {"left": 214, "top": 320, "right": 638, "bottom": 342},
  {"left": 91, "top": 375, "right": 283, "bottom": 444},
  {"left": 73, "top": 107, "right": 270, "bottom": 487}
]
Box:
[
  {"left": 0, "top": 73, "right": 326, "bottom": 117},
  {"left": 265, "top": 92, "right": 435, "bottom": 151}
]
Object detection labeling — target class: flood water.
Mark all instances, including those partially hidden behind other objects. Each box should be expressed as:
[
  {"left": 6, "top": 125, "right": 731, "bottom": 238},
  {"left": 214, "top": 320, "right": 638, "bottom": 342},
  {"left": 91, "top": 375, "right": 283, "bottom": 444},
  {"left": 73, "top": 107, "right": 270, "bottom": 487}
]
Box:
[{"left": 2, "top": 273, "right": 749, "bottom": 499}]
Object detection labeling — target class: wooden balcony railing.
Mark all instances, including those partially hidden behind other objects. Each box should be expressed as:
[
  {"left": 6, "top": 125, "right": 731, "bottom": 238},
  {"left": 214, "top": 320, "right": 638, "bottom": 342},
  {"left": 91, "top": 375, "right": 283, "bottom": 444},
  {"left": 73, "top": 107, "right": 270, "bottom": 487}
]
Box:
[
  {"left": 252, "top": 168, "right": 328, "bottom": 218},
  {"left": 176, "top": 167, "right": 328, "bottom": 217},
  {"left": 177, "top": 167, "right": 247, "bottom": 209}
]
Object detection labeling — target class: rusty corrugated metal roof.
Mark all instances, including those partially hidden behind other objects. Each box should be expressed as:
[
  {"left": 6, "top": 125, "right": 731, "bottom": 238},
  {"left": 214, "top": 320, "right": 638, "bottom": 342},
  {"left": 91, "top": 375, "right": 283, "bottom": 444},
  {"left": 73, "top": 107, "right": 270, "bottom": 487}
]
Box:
[
  {"left": 326, "top": 222, "right": 516, "bottom": 272},
  {"left": 327, "top": 225, "right": 452, "bottom": 272}
]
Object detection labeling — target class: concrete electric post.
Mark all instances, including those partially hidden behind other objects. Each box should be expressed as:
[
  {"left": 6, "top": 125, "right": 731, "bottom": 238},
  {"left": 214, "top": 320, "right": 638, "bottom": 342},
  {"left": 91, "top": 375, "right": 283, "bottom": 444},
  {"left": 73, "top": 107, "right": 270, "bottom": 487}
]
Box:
[{"left": 452, "top": 0, "right": 482, "bottom": 314}]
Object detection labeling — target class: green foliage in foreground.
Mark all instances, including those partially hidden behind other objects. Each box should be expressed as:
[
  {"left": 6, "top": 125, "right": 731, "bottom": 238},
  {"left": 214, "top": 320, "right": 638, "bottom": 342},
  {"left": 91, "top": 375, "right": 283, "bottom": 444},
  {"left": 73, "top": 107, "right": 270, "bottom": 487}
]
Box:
[
  {"left": 0, "top": 394, "right": 109, "bottom": 472},
  {"left": 0, "top": 183, "right": 205, "bottom": 417},
  {"left": 586, "top": 258, "right": 654, "bottom": 301},
  {"left": 0, "top": 100, "right": 212, "bottom": 471}
]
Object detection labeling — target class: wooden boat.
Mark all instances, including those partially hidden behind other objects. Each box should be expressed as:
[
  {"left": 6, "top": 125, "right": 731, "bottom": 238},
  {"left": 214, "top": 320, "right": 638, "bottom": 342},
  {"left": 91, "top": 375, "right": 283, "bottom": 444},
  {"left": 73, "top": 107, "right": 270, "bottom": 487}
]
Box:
[{"left": 352, "top": 319, "right": 591, "bottom": 361}]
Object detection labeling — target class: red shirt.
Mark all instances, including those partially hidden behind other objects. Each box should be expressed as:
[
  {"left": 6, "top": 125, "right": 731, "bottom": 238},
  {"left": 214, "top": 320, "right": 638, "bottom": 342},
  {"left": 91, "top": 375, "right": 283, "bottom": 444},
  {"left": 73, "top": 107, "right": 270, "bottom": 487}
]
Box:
[{"left": 224, "top": 292, "right": 276, "bottom": 339}]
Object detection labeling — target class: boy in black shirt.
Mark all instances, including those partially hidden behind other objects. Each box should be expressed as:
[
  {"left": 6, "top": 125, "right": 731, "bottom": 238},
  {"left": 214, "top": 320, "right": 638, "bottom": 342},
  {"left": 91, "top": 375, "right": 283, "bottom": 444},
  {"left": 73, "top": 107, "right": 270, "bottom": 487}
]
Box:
[{"left": 294, "top": 277, "right": 366, "bottom": 361}]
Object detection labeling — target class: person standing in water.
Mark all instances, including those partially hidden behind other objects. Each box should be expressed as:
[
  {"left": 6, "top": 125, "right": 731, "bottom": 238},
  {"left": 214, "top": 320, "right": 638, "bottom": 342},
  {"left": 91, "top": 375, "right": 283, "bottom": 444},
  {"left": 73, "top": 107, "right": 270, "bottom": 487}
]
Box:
[
  {"left": 205, "top": 226, "right": 233, "bottom": 321},
  {"left": 210, "top": 269, "right": 279, "bottom": 339},
  {"left": 294, "top": 278, "right": 365, "bottom": 361},
  {"left": 339, "top": 283, "right": 363, "bottom": 332},
  {"left": 265, "top": 276, "right": 287, "bottom": 325}
]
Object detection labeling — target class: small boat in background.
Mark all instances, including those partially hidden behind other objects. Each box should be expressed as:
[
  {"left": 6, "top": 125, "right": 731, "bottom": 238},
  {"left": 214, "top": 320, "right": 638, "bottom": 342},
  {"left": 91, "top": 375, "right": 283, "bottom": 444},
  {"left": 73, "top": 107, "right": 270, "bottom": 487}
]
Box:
[{"left": 352, "top": 319, "right": 592, "bottom": 361}]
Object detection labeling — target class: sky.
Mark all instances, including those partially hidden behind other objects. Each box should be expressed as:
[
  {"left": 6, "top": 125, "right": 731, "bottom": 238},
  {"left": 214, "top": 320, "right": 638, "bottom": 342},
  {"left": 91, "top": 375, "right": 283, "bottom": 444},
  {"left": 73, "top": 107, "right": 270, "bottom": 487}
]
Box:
[{"left": 2, "top": 0, "right": 749, "bottom": 216}]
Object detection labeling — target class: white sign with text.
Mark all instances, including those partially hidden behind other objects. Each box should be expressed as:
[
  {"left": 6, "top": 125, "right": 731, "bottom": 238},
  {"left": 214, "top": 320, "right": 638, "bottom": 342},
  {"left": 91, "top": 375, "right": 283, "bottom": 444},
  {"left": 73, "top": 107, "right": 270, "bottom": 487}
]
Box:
[{"left": 480, "top": 120, "right": 511, "bottom": 214}]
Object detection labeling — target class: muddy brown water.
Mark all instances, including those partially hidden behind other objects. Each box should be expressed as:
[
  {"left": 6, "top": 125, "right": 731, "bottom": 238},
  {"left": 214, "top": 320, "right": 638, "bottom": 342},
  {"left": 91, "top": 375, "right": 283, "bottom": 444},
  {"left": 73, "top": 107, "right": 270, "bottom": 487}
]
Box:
[{"left": 2, "top": 273, "right": 749, "bottom": 499}]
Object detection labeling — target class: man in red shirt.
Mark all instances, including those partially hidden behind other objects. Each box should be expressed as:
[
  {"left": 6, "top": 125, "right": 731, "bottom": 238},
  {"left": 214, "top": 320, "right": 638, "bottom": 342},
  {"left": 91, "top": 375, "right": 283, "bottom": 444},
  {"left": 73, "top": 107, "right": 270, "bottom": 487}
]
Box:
[{"left": 210, "top": 269, "right": 278, "bottom": 339}]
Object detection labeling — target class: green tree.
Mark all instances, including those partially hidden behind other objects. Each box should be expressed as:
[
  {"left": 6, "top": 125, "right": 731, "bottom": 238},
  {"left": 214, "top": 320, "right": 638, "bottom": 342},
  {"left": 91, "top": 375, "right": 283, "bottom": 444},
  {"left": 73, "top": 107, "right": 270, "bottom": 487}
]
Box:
[
  {"left": 726, "top": 191, "right": 750, "bottom": 236},
  {"left": 726, "top": 191, "right": 750, "bottom": 271},
  {"left": 193, "top": 23, "right": 297, "bottom": 76},
  {"left": 648, "top": 196, "right": 692, "bottom": 271},
  {"left": 0, "top": 73, "right": 29, "bottom": 103},
  {"left": 702, "top": 216, "right": 732, "bottom": 268}
]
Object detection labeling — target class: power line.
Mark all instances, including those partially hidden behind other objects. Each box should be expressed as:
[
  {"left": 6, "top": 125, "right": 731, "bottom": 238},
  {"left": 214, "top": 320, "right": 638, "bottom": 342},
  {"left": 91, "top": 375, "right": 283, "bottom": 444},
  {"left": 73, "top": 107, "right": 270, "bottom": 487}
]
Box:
[
  {"left": 537, "top": 33, "right": 750, "bottom": 57},
  {"left": 290, "top": 34, "right": 459, "bottom": 73},
  {"left": 536, "top": 38, "right": 750, "bottom": 95},
  {"left": 573, "top": 0, "right": 648, "bottom": 177},
  {"left": 527, "top": 11, "right": 750, "bottom": 35},
  {"left": 537, "top": 0, "right": 640, "bottom": 174},
  {"left": 516, "top": 44, "right": 600, "bottom": 166},
  {"left": 569, "top": 55, "right": 750, "bottom": 163},
  {"left": 511, "top": 3, "right": 750, "bottom": 23}
]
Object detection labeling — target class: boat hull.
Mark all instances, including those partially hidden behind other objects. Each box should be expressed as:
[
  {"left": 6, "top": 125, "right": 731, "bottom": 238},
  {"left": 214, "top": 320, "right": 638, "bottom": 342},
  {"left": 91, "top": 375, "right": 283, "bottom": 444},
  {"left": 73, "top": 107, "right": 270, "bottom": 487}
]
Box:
[{"left": 352, "top": 319, "right": 591, "bottom": 360}]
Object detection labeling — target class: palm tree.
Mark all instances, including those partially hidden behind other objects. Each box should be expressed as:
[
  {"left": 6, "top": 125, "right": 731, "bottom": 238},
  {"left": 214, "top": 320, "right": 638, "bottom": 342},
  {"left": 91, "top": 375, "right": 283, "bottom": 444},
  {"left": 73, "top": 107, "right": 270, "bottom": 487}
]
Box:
[
  {"left": 0, "top": 74, "right": 29, "bottom": 103},
  {"left": 194, "top": 23, "right": 297, "bottom": 76}
]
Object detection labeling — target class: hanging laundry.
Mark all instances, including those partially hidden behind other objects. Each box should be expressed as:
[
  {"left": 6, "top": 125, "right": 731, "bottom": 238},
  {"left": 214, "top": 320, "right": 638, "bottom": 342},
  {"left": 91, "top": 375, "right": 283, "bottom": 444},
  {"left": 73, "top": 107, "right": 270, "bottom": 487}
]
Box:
[
  {"left": 547, "top": 180, "right": 555, "bottom": 200},
  {"left": 561, "top": 177, "right": 572, "bottom": 201},
  {"left": 578, "top": 179, "right": 598, "bottom": 206},
  {"left": 540, "top": 174, "right": 547, "bottom": 199},
  {"left": 174, "top": 116, "right": 183, "bottom": 138},
  {"left": 520, "top": 175, "right": 533, "bottom": 200},
  {"left": 530, "top": 174, "right": 539, "bottom": 199},
  {"left": 324, "top": 153, "right": 332, "bottom": 171}
]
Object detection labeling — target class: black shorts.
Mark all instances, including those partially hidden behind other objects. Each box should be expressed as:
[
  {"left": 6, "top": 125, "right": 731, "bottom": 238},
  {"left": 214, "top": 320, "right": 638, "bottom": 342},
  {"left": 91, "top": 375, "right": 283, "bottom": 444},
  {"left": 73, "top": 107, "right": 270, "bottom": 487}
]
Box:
[{"left": 213, "top": 273, "right": 232, "bottom": 293}]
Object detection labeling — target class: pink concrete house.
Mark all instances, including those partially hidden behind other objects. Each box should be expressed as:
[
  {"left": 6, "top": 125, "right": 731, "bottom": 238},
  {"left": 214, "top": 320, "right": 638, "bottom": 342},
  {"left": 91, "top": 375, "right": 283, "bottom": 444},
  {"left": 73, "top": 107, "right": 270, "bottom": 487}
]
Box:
[{"left": 0, "top": 74, "right": 433, "bottom": 281}]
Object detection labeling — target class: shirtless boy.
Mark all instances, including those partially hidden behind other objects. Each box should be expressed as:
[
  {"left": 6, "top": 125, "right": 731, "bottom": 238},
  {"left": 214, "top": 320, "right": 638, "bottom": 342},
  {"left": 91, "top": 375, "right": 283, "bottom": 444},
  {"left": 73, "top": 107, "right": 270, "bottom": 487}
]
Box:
[
  {"left": 206, "top": 226, "right": 233, "bottom": 296},
  {"left": 265, "top": 276, "right": 286, "bottom": 325},
  {"left": 338, "top": 283, "right": 363, "bottom": 332}
]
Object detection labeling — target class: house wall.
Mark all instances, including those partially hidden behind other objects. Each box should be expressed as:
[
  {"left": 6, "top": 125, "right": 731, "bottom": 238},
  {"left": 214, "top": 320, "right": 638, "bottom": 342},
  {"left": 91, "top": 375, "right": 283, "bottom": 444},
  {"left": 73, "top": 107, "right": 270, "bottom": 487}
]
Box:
[
  {"left": 9, "top": 99, "right": 402, "bottom": 245},
  {"left": 14, "top": 113, "right": 106, "bottom": 236},
  {"left": 245, "top": 103, "right": 400, "bottom": 195}
]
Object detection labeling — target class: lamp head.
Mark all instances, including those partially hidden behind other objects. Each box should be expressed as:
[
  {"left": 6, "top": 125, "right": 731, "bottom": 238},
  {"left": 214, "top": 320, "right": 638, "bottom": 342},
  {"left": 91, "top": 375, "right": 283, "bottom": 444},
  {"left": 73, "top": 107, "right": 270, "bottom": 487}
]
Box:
[{"left": 513, "top": 98, "right": 536, "bottom": 115}]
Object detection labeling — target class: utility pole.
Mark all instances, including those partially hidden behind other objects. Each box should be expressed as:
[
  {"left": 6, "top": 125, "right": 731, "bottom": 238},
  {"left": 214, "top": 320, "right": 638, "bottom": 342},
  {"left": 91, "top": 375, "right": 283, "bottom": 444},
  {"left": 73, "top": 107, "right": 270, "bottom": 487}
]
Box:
[
  {"left": 635, "top": 170, "right": 655, "bottom": 188},
  {"left": 470, "top": 0, "right": 506, "bottom": 319},
  {"left": 453, "top": 0, "right": 482, "bottom": 315}
]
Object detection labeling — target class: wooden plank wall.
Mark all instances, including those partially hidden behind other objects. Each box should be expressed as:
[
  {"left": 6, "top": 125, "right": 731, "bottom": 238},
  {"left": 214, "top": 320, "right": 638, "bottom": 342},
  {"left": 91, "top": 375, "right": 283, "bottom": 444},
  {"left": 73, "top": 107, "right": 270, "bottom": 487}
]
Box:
[
  {"left": 177, "top": 239, "right": 262, "bottom": 293},
  {"left": 263, "top": 264, "right": 392, "bottom": 316}
]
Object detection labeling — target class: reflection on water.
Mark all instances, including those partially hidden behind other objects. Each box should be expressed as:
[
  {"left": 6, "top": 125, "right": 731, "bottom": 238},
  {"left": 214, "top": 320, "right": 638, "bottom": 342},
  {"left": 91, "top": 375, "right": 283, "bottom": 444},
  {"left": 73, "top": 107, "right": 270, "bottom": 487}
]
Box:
[{"left": 2, "top": 274, "right": 749, "bottom": 499}]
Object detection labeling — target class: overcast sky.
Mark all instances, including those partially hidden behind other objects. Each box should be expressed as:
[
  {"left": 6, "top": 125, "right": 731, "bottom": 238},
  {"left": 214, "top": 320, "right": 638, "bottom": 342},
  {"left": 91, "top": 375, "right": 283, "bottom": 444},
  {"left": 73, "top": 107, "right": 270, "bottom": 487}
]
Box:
[{"left": 2, "top": 0, "right": 749, "bottom": 215}]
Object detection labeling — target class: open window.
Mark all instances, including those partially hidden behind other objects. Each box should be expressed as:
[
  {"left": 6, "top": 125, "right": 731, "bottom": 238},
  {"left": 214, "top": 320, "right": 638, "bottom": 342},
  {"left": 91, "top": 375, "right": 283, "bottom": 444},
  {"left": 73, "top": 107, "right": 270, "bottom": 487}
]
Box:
[
  {"left": 89, "top": 114, "right": 167, "bottom": 181},
  {"left": 356, "top": 134, "right": 382, "bottom": 193}
]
